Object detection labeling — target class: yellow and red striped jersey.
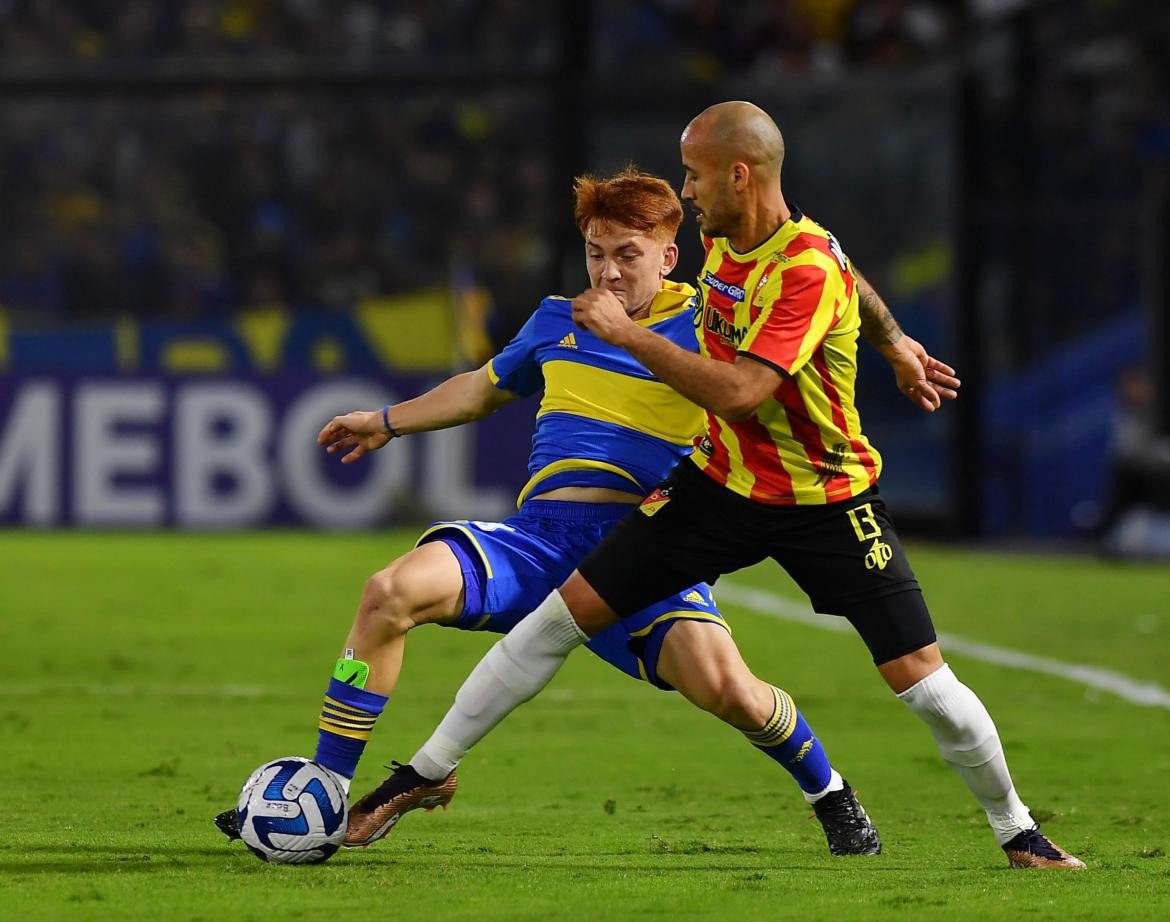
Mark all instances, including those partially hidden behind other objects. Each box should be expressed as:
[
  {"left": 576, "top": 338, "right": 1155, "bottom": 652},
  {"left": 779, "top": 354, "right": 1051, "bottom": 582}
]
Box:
[{"left": 690, "top": 208, "right": 881, "bottom": 505}]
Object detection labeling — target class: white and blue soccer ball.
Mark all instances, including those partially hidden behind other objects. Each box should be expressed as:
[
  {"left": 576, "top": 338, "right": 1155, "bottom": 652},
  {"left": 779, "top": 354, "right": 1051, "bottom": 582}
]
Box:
[{"left": 235, "top": 757, "right": 348, "bottom": 864}]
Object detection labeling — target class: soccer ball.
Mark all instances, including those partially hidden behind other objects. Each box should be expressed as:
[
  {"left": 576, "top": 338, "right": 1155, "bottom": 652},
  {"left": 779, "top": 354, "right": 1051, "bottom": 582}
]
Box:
[{"left": 235, "top": 757, "right": 348, "bottom": 864}]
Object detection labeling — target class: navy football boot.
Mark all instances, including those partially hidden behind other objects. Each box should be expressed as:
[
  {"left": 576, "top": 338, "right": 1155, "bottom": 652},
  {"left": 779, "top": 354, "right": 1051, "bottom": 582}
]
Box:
[{"left": 1002, "top": 826, "right": 1086, "bottom": 869}]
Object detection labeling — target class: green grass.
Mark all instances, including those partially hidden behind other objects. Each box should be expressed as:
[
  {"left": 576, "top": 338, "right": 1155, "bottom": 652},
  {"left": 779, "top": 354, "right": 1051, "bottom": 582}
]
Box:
[{"left": 2, "top": 532, "right": 1169, "bottom": 921}]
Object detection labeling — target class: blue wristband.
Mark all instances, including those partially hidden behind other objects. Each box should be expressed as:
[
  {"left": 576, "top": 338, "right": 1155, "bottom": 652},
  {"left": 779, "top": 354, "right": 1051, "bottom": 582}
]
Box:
[{"left": 381, "top": 405, "right": 399, "bottom": 438}]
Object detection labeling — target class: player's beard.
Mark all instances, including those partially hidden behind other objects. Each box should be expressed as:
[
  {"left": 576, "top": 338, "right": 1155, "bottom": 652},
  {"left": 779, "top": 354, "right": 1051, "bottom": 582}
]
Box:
[
  {"left": 697, "top": 213, "right": 725, "bottom": 238},
  {"left": 694, "top": 202, "right": 728, "bottom": 239}
]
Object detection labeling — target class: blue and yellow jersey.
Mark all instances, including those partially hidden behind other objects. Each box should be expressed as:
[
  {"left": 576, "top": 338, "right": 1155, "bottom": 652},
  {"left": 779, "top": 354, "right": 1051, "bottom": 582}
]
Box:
[{"left": 487, "top": 281, "right": 704, "bottom": 507}]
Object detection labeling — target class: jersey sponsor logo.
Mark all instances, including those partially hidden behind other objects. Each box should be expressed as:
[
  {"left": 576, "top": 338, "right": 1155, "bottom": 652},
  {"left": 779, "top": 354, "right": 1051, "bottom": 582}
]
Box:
[
  {"left": 864, "top": 537, "right": 893, "bottom": 571},
  {"left": 557, "top": 333, "right": 578, "bottom": 349},
  {"left": 639, "top": 484, "right": 672, "bottom": 517},
  {"left": 703, "top": 305, "right": 748, "bottom": 348},
  {"left": 683, "top": 589, "right": 707, "bottom": 606},
  {"left": 702, "top": 270, "right": 746, "bottom": 302}
]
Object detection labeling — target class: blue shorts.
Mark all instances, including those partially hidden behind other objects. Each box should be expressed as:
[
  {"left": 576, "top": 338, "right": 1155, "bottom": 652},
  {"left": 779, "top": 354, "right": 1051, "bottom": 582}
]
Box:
[{"left": 416, "top": 500, "right": 729, "bottom": 690}]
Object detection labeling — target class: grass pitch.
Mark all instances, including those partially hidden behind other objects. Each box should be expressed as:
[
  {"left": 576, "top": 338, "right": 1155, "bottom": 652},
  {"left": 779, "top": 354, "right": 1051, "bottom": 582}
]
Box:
[{"left": 2, "top": 531, "right": 1168, "bottom": 921}]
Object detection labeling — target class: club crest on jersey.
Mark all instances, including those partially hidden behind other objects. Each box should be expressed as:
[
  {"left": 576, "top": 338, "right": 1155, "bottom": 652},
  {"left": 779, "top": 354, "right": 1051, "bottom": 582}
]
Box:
[
  {"left": 752, "top": 272, "right": 772, "bottom": 306},
  {"left": 702, "top": 271, "right": 746, "bottom": 302},
  {"left": 639, "top": 485, "right": 673, "bottom": 517},
  {"left": 696, "top": 435, "right": 714, "bottom": 457}
]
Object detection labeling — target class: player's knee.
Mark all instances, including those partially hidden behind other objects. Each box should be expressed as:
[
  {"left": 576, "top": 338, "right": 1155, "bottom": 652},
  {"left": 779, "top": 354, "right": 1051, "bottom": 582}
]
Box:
[
  {"left": 899, "top": 664, "right": 1001, "bottom": 766},
  {"left": 706, "top": 674, "right": 763, "bottom": 727},
  {"left": 356, "top": 565, "right": 420, "bottom": 637}
]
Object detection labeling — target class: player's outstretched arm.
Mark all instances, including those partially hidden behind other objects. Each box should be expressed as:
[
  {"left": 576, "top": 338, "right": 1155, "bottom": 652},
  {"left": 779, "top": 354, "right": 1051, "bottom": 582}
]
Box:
[
  {"left": 317, "top": 364, "right": 518, "bottom": 463},
  {"left": 854, "top": 271, "right": 960, "bottom": 413}
]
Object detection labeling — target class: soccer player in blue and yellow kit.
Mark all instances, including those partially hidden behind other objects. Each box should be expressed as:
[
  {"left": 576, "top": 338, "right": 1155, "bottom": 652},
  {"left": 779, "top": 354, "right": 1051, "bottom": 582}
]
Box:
[
  {"left": 216, "top": 167, "right": 880, "bottom": 856},
  {"left": 389, "top": 104, "right": 1085, "bottom": 870}
]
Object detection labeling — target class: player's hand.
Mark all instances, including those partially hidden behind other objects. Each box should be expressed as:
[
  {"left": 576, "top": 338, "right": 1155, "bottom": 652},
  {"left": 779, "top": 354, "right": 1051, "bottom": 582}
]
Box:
[
  {"left": 880, "top": 336, "right": 960, "bottom": 412},
  {"left": 571, "top": 288, "right": 635, "bottom": 345},
  {"left": 317, "top": 410, "right": 392, "bottom": 464}
]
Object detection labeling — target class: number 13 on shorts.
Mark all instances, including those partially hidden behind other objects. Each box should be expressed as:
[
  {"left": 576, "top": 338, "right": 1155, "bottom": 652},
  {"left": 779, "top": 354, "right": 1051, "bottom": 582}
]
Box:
[{"left": 846, "top": 503, "right": 883, "bottom": 541}]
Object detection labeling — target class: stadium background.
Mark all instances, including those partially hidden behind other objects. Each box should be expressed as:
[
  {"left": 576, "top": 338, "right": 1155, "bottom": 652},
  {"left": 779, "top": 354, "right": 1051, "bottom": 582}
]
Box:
[
  {"left": 3, "top": 3, "right": 1170, "bottom": 919},
  {"left": 2, "top": 0, "right": 1167, "bottom": 545}
]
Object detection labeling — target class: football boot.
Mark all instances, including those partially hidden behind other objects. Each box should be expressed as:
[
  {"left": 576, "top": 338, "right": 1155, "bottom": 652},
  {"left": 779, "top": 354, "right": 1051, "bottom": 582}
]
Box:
[
  {"left": 214, "top": 808, "right": 242, "bottom": 841},
  {"left": 811, "top": 780, "right": 882, "bottom": 855},
  {"left": 1002, "top": 826, "right": 1086, "bottom": 869},
  {"left": 344, "top": 761, "right": 458, "bottom": 847}
]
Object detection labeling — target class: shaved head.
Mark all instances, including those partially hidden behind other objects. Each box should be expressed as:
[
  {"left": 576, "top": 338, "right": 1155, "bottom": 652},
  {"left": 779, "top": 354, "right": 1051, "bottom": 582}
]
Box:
[
  {"left": 682, "top": 101, "right": 785, "bottom": 179},
  {"left": 679, "top": 101, "right": 790, "bottom": 247}
]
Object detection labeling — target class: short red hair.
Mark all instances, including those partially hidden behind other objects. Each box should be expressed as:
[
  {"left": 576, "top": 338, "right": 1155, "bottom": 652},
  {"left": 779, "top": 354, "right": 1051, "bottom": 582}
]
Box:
[{"left": 573, "top": 166, "right": 684, "bottom": 243}]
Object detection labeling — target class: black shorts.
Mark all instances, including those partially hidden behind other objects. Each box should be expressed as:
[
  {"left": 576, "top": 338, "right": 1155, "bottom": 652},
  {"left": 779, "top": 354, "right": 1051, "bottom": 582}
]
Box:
[{"left": 577, "top": 460, "right": 936, "bottom": 665}]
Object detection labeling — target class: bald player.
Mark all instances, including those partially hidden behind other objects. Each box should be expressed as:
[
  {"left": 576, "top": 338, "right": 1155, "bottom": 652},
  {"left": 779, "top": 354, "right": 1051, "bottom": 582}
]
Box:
[{"left": 361, "top": 102, "right": 1084, "bottom": 870}]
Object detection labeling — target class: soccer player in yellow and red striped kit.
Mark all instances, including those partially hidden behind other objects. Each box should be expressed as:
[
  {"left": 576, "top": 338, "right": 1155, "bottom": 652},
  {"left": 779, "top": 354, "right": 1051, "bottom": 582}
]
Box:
[{"left": 368, "top": 102, "right": 1084, "bottom": 870}]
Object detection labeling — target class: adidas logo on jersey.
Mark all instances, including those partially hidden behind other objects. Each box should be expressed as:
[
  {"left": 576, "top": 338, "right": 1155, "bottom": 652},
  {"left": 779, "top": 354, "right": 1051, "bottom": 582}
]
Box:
[
  {"left": 557, "top": 333, "right": 578, "bottom": 349},
  {"left": 683, "top": 590, "right": 706, "bottom": 605}
]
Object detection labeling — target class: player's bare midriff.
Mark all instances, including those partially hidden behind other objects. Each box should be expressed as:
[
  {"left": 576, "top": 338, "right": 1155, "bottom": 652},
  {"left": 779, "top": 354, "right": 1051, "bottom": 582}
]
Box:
[{"left": 528, "top": 486, "right": 644, "bottom": 504}]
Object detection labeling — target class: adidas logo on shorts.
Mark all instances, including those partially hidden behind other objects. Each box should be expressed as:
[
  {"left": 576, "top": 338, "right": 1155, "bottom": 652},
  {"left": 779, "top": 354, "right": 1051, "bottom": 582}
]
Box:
[{"left": 558, "top": 333, "right": 578, "bottom": 349}]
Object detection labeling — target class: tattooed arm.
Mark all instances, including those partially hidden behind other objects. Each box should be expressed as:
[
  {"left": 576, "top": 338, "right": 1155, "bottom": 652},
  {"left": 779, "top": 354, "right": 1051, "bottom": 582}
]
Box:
[
  {"left": 857, "top": 272, "right": 905, "bottom": 349},
  {"left": 855, "top": 270, "right": 960, "bottom": 412}
]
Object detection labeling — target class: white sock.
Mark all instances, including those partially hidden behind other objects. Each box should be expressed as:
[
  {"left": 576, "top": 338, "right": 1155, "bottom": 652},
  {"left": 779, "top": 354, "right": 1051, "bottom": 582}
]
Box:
[
  {"left": 898, "top": 663, "right": 1034, "bottom": 845},
  {"left": 803, "top": 768, "right": 845, "bottom": 804},
  {"left": 411, "top": 590, "right": 586, "bottom": 780}
]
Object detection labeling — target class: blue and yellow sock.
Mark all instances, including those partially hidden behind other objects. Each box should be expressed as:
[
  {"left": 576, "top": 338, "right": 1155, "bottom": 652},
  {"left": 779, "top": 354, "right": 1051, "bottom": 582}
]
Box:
[
  {"left": 314, "top": 658, "right": 387, "bottom": 785},
  {"left": 743, "top": 686, "right": 834, "bottom": 796}
]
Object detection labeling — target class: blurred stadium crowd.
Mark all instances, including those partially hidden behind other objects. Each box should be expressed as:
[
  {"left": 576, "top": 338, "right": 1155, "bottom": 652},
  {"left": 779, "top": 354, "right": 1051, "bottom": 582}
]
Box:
[
  {"left": 0, "top": 88, "right": 555, "bottom": 325},
  {"left": 0, "top": 0, "right": 972, "bottom": 329},
  {"left": 0, "top": 0, "right": 965, "bottom": 70},
  {"left": 0, "top": 0, "right": 560, "bottom": 65},
  {"left": 0, "top": 0, "right": 1164, "bottom": 362},
  {"left": 2, "top": 0, "right": 1165, "bottom": 336}
]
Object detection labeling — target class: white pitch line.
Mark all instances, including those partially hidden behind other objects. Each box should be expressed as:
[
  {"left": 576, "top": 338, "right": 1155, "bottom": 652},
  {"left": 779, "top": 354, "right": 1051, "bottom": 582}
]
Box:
[
  {"left": 716, "top": 581, "right": 1170, "bottom": 710},
  {"left": 1, "top": 683, "right": 275, "bottom": 698}
]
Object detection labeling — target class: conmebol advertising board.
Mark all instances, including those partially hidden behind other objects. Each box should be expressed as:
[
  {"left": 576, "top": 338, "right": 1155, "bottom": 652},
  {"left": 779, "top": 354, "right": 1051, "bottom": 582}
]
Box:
[{"left": 0, "top": 374, "right": 535, "bottom": 529}]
